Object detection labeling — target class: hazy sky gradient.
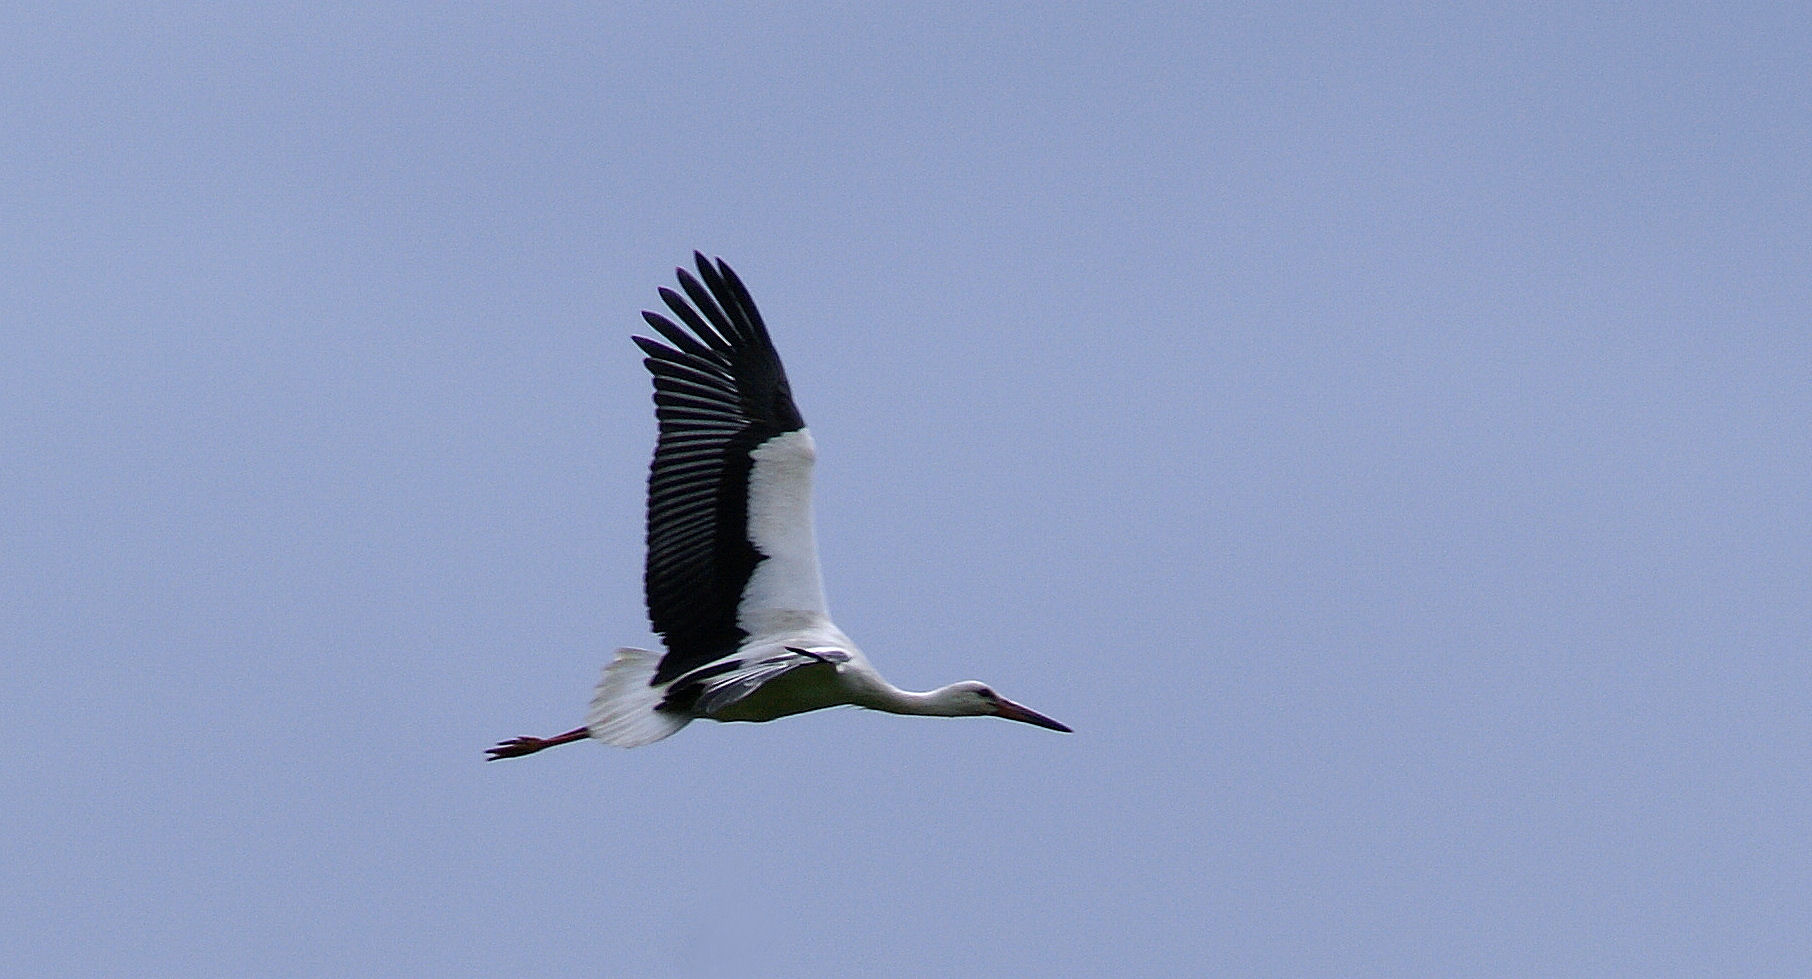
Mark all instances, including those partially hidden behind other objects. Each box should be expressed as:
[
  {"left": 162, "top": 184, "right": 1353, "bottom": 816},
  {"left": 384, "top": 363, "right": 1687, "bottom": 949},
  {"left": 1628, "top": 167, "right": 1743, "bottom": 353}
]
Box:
[{"left": 6, "top": 2, "right": 1809, "bottom": 975}]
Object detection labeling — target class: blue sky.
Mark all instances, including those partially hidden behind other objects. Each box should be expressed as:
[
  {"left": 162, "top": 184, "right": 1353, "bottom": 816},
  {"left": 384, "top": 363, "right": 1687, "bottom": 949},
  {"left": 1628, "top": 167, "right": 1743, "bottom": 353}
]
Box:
[{"left": 5, "top": 2, "right": 1809, "bottom": 975}]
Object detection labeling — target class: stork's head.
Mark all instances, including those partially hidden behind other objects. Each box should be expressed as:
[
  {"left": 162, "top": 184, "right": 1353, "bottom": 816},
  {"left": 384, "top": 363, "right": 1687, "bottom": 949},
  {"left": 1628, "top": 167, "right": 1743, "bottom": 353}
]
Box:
[{"left": 939, "top": 681, "right": 1072, "bottom": 732}]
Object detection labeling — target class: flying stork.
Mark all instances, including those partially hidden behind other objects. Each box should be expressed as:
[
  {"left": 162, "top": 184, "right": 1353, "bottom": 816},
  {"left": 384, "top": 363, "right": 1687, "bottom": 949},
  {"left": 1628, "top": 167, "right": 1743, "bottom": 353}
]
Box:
[{"left": 488, "top": 254, "right": 1069, "bottom": 758}]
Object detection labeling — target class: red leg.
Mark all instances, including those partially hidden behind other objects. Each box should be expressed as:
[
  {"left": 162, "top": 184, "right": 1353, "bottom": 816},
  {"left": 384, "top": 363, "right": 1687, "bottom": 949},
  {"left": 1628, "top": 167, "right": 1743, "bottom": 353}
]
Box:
[{"left": 486, "top": 726, "right": 590, "bottom": 761}]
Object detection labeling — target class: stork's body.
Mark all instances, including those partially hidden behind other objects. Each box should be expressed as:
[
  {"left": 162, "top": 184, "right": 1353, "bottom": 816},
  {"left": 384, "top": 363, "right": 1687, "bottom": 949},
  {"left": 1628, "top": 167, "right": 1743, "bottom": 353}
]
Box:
[{"left": 489, "top": 255, "right": 1068, "bottom": 760}]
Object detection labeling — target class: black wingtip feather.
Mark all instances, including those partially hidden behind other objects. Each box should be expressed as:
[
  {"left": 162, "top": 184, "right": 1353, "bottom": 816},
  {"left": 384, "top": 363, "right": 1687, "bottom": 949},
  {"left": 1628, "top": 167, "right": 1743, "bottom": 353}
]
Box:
[
  {"left": 632, "top": 335, "right": 672, "bottom": 360},
  {"left": 640, "top": 310, "right": 721, "bottom": 362},
  {"left": 658, "top": 286, "right": 733, "bottom": 354},
  {"left": 712, "top": 260, "right": 776, "bottom": 349},
  {"left": 673, "top": 268, "right": 744, "bottom": 349}
]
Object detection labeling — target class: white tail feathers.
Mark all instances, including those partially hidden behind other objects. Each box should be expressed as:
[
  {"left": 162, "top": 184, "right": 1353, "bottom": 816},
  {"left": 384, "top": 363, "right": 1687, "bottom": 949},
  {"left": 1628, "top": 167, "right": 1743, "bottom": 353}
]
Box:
[{"left": 586, "top": 647, "right": 690, "bottom": 747}]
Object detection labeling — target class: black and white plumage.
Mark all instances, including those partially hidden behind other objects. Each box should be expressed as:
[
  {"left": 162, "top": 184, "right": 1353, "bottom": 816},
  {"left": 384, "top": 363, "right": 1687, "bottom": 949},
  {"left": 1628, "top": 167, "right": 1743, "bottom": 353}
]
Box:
[{"left": 488, "top": 255, "right": 1069, "bottom": 759}]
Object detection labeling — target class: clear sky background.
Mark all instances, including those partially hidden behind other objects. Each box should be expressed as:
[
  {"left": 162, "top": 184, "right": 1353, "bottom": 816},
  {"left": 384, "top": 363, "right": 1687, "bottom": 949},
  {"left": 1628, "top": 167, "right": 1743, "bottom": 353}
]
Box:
[{"left": 5, "top": 3, "right": 1808, "bottom": 976}]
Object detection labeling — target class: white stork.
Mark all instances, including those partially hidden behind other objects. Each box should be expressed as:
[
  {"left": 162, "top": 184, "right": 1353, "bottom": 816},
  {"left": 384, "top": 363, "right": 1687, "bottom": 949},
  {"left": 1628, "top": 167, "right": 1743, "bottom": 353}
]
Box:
[{"left": 488, "top": 254, "right": 1069, "bottom": 759}]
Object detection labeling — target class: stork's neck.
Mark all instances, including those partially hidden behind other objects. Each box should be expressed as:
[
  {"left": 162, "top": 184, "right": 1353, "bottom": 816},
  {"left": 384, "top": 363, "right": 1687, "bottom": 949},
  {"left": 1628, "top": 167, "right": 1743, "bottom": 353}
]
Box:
[{"left": 859, "top": 682, "right": 971, "bottom": 718}]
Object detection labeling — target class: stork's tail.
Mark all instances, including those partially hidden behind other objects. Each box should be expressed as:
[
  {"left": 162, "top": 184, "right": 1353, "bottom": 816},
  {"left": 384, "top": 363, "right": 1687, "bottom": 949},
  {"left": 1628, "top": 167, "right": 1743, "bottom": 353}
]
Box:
[{"left": 586, "top": 647, "right": 690, "bottom": 747}]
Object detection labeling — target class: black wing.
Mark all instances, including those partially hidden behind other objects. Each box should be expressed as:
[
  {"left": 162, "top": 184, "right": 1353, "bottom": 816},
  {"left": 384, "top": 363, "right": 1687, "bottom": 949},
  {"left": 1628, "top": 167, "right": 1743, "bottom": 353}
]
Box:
[{"left": 634, "top": 254, "right": 807, "bottom": 684}]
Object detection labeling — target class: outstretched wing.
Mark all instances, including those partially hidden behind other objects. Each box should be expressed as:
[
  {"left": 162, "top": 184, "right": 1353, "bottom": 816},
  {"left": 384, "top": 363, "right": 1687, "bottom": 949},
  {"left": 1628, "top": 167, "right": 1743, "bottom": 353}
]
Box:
[{"left": 635, "top": 254, "right": 828, "bottom": 685}]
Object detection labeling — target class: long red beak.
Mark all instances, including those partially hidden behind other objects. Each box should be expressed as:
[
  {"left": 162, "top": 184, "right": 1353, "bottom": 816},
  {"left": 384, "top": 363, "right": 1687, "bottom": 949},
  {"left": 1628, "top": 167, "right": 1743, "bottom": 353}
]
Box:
[{"left": 993, "top": 698, "right": 1072, "bottom": 732}]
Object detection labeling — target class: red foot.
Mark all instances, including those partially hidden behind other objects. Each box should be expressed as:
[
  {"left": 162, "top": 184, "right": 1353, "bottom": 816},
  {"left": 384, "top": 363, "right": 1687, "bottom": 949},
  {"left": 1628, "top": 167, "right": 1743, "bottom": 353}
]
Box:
[{"left": 486, "top": 726, "right": 589, "bottom": 761}]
